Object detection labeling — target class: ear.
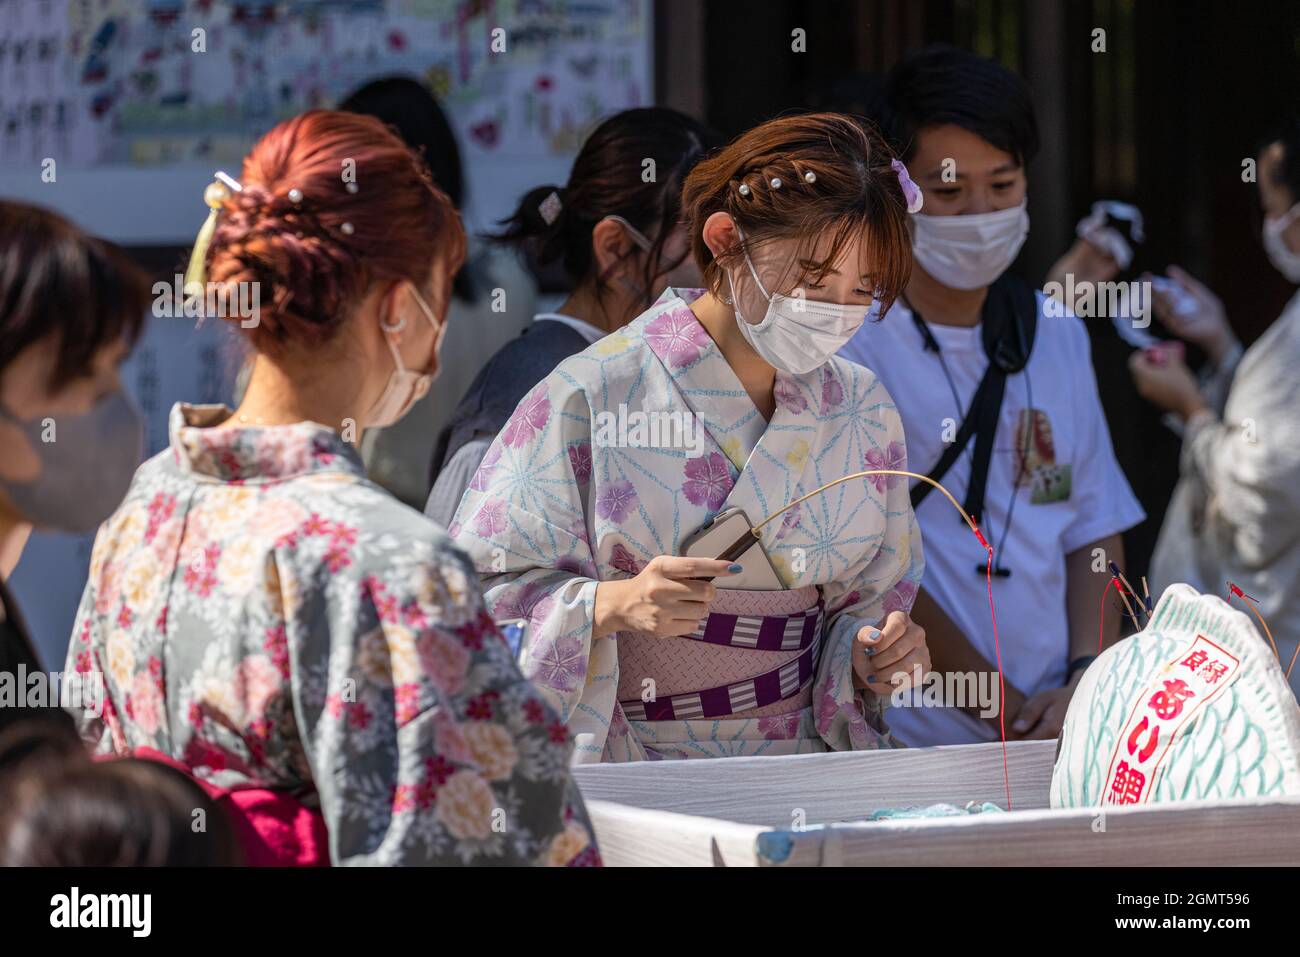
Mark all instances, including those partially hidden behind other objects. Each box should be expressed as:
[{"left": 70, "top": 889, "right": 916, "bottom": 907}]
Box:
[
  {"left": 701, "top": 211, "right": 741, "bottom": 260},
  {"left": 591, "top": 217, "right": 634, "bottom": 278},
  {"left": 377, "top": 280, "right": 407, "bottom": 338}
]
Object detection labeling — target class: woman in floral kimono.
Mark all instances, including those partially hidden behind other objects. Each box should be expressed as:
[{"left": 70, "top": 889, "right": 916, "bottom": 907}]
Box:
[
  {"left": 65, "top": 111, "right": 596, "bottom": 866},
  {"left": 453, "top": 114, "right": 932, "bottom": 761}
]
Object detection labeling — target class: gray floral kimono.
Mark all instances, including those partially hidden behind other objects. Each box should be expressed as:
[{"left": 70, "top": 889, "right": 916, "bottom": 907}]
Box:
[{"left": 65, "top": 403, "right": 597, "bottom": 867}]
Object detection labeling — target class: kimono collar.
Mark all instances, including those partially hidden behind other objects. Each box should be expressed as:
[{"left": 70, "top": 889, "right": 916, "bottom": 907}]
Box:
[{"left": 168, "top": 403, "right": 366, "bottom": 483}]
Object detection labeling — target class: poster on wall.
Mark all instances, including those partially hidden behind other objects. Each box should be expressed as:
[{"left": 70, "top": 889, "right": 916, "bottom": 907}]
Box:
[
  {"left": 4, "top": 0, "right": 652, "bottom": 665},
  {"left": 0, "top": 0, "right": 653, "bottom": 238}
]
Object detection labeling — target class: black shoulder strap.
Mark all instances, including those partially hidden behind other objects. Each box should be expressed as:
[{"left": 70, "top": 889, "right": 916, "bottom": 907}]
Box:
[{"left": 910, "top": 274, "right": 1038, "bottom": 522}]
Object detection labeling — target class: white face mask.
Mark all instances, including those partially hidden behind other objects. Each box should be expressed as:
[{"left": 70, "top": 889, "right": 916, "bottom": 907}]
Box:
[
  {"left": 366, "top": 287, "right": 443, "bottom": 429},
  {"left": 727, "top": 225, "right": 873, "bottom": 375},
  {"left": 911, "top": 200, "right": 1030, "bottom": 290},
  {"left": 1263, "top": 201, "right": 1300, "bottom": 282}
]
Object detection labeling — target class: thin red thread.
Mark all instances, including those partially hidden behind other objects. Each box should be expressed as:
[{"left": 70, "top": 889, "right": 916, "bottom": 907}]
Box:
[{"left": 973, "top": 523, "right": 1011, "bottom": 811}]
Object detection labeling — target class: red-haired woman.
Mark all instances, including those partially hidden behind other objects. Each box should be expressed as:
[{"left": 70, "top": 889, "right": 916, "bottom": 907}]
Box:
[
  {"left": 453, "top": 114, "right": 931, "bottom": 761},
  {"left": 63, "top": 111, "right": 596, "bottom": 866}
]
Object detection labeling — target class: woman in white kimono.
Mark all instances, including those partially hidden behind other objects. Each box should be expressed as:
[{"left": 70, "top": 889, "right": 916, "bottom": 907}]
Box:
[
  {"left": 453, "top": 114, "right": 932, "bottom": 761},
  {"left": 1132, "top": 114, "right": 1300, "bottom": 688}
]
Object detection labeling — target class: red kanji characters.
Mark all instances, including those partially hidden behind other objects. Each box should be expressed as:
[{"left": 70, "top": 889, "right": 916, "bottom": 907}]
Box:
[
  {"left": 1197, "top": 660, "right": 1229, "bottom": 685},
  {"left": 1126, "top": 715, "right": 1160, "bottom": 763},
  {"left": 1148, "top": 678, "right": 1196, "bottom": 720},
  {"left": 1180, "top": 649, "right": 1209, "bottom": 671},
  {"left": 1110, "top": 761, "right": 1146, "bottom": 805}
]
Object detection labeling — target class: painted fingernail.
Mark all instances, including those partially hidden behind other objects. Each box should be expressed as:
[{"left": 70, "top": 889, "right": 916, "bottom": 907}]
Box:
[
  {"left": 728, "top": 564, "right": 743, "bottom": 574},
  {"left": 865, "top": 628, "right": 882, "bottom": 642}
]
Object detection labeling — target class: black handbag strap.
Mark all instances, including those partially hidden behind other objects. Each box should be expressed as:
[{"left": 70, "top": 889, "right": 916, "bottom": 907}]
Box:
[{"left": 909, "top": 273, "right": 1038, "bottom": 523}]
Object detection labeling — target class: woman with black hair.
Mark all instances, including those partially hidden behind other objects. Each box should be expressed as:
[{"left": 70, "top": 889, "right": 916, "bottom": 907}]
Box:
[
  {"left": 1133, "top": 114, "right": 1300, "bottom": 688},
  {"left": 0, "top": 201, "right": 148, "bottom": 738},
  {"left": 424, "top": 106, "right": 719, "bottom": 525}
]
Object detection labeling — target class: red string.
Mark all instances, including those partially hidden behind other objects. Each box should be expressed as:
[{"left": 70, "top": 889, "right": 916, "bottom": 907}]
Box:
[{"left": 972, "top": 523, "right": 1012, "bottom": 811}]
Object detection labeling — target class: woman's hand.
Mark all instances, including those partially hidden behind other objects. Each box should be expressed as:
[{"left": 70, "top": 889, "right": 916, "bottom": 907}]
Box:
[
  {"left": 593, "top": 556, "right": 739, "bottom": 638},
  {"left": 1129, "top": 346, "right": 1209, "bottom": 420},
  {"left": 1145, "top": 266, "right": 1239, "bottom": 365},
  {"left": 853, "top": 610, "right": 930, "bottom": 696}
]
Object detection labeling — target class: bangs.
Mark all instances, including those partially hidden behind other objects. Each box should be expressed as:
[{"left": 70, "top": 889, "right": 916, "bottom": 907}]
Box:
[{"left": 783, "top": 204, "right": 912, "bottom": 315}]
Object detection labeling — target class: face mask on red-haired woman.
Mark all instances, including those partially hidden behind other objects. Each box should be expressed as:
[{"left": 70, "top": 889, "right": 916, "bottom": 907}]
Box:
[
  {"left": 365, "top": 286, "right": 443, "bottom": 429},
  {"left": 726, "top": 222, "right": 874, "bottom": 375}
]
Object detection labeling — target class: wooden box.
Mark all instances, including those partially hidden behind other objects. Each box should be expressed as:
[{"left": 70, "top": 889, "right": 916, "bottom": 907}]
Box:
[{"left": 571, "top": 740, "right": 1300, "bottom": 866}]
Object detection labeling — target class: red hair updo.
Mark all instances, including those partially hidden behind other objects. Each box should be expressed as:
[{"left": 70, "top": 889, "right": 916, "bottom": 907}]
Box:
[{"left": 206, "top": 109, "right": 466, "bottom": 351}]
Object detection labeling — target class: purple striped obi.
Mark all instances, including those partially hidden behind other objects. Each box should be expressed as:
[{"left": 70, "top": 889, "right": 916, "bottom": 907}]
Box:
[{"left": 616, "top": 586, "right": 825, "bottom": 723}]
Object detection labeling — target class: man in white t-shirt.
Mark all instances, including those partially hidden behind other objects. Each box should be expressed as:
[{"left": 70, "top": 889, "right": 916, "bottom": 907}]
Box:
[{"left": 841, "top": 46, "right": 1145, "bottom": 746}]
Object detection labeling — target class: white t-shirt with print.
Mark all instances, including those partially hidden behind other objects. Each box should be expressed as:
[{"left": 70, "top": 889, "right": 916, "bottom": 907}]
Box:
[{"left": 839, "top": 292, "right": 1145, "bottom": 746}]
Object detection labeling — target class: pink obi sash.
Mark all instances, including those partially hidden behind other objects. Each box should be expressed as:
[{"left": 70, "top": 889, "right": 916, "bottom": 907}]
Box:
[
  {"left": 122, "top": 748, "right": 330, "bottom": 867},
  {"left": 617, "top": 586, "right": 824, "bottom": 722}
]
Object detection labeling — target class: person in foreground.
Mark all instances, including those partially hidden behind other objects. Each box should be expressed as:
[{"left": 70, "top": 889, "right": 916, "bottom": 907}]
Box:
[
  {"left": 453, "top": 113, "right": 929, "bottom": 762},
  {"left": 63, "top": 110, "right": 597, "bottom": 866}
]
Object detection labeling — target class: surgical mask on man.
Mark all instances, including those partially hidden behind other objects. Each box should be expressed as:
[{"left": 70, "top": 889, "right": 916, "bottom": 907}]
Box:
[
  {"left": 365, "top": 287, "right": 443, "bottom": 429},
  {"left": 0, "top": 391, "right": 144, "bottom": 533},
  {"left": 1263, "top": 201, "right": 1300, "bottom": 282},
  {"left": 911, "top": 200, "right": 1030, "bottom": 290},
  {"left": 728, "top": 222, "right": 873, "bottom": 375}
]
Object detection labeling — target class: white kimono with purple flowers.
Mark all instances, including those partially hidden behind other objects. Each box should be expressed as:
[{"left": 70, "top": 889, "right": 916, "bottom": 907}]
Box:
[{"left": 452, "top": 289, "right": 924, "bottom": 762}]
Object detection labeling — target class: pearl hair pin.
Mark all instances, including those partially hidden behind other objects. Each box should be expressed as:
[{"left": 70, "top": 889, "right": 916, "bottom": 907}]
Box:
[
  {"left": 345, "top": 182, "right": 359, "bottom": 194},
  {"left": 770, "top": 177, "right": 782, "bottom": 189},
  {"left": 804, "top": 170, "right": 817, "bottom": 184},
  {"left": 341, "top": 222, "right": 354, "bottom": 235},
  {"left": 737, "top": 183, "right": 751, "bottom": 197},
  {"left": 288, "top": 187, "right": 303, "bottom": 205}
]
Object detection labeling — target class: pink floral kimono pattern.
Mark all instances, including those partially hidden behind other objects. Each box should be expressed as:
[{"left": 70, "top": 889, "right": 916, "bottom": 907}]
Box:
[
  {"left": 66, "top": 404, "right": 596, "bottom": 867},
  {"left": 452, "top": 288, "right": 925, "bottom": 762}
]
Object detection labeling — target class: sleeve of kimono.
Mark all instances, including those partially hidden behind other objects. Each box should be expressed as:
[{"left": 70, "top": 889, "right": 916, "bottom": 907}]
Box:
[
  {"left": 1180, "top": 355, "right": 1300, "bottom": 569},
  {"left": 63, "top": 535, "right": 127, "bottom": 756},
  {"left": 291, "top": 538, "right": 598, "bottom": 866},
  {"left": 814, "top": 394, "right": 926, "bottom": 751},
  {"left": 449, "top": 374, "right": 620, "bottom": 763}
]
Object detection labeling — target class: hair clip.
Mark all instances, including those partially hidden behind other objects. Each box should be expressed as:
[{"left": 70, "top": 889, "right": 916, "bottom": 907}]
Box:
[
  {"left": 340, "top": 222, "right": 354, "bottom": 236},
  {"left": 287, "top": 187, "right": 304, "bottom": 205},
  {"left": 803, "top": 170, "right": 817, "bottom": 184},
  {"left": 185, "top": 170, "right": 244, "bottom": 316},
  {"left": 538, "top": 190, "right": 562, "bottom": 225},
  {"left": 770, "top": 177, "right": 782, "bottom": 189},
  {"left": 891, "top": 158, "right": 924, "bottom": 214},
  {"left": 737, "top": 183, "right": 751, "bottom": 197}
]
